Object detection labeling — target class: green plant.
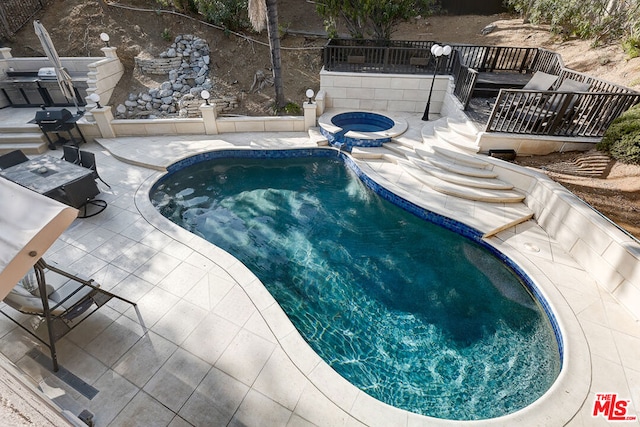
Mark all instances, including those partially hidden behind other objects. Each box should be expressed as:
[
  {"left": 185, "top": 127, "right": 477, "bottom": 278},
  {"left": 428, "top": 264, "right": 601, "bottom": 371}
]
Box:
[
  {"left": 316, "top": 0, "right": 438, "bottom": 40},
  {"left": 276, "top": 102, "right": 302, "bottom": 115},
  {"left": 597, "top": 104, "right": 640, "bottom": 164},
  {"left": 161, "top": 28, "right": 171, "bottom": 41},
  {"left": 622, "top": 37, "right": 640, "bottom": 59},
  {"left": 194, "top": 0, "right": 249, "bottom": 31}
]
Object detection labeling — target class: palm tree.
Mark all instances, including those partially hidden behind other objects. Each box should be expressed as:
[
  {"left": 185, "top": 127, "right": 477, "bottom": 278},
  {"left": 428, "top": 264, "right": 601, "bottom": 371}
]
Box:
[{"left": 248, "top": 0, "right": 286, "bottom": 110}]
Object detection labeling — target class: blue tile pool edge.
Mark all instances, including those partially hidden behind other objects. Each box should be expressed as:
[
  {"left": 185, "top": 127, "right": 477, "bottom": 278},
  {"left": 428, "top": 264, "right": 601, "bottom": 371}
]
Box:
[{"left": 154, "top": 147, "right": 564, "bottom": 367}]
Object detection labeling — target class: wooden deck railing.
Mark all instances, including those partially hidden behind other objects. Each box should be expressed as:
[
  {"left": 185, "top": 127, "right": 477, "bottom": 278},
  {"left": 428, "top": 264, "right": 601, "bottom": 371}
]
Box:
[{"left": 323, "top": 39, "right": 640, "bottom": 139}]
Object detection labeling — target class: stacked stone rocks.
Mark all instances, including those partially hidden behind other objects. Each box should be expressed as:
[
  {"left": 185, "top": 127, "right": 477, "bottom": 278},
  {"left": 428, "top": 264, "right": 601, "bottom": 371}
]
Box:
[{"left": 117, "top": 34, "right": 214, "bottom": 119}]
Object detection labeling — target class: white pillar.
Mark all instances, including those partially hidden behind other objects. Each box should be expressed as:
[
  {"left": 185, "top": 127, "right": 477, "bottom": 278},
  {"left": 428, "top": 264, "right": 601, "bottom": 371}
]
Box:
[
  {"left": 0, "top": 48, "right": 12, "bottom": 59},
  {"left": 92, "top": 106, "right": 116, "bottom": 138},
  {"left": 100, "top": 46, "right": 119, "bottom": 59},
  {"left": 304, "top": 102, "right": 317, "bottom": 130},
  {"left": 200, "top": 103, "right": 219, "bottom": 135}
]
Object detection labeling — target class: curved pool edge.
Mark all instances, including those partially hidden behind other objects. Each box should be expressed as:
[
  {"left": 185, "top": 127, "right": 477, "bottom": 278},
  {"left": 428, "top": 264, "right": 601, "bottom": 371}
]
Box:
[
  {"left": 134, "top": 147, "right": 591, "bottom": 426},
  {"left": 318, "top": 109, "right": 408, "bottom": 150}
]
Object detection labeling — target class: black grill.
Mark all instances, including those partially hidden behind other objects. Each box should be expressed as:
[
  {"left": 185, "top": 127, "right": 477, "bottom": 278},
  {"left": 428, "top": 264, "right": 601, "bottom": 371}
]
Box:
[{"left": 32, "top": 108, "right": 86, "bottom": 149}]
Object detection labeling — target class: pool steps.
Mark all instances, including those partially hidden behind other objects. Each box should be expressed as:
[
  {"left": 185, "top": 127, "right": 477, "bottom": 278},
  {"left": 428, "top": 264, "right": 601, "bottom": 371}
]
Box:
[
  {"left": 397, "top": 158, "right": 526, "bottom": 203},
  {"left": 350, "top": 116, "right": 531, "bottom": 207}
]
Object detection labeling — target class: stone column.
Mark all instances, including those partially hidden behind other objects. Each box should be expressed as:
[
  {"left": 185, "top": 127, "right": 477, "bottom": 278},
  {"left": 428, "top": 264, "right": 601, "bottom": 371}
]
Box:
[
  {"left": 92, "top": 106, "right": 116, "bottom": 138},
  {"left": 101, "top": 46, "right": 119, "bottom": 59},
  {"left": 304, "top": 102, "right": 317, "bottom": 130},
  {"left": 0, "top": 48, "right": 12, "bottom": 59},
  {"left": 200, "top": 103, "right": 219, "bottom": 135}
]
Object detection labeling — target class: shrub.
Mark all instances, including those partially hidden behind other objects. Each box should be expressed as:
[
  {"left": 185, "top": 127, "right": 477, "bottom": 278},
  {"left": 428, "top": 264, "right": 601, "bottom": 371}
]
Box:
[{"left": 597, "top": 104, "right": 640, "bottom": 164}]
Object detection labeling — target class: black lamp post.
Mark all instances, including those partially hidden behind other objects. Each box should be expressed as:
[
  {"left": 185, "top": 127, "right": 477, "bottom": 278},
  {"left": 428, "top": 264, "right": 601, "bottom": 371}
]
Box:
[{"left": 421, "top": 44, "right": 452, "bottom": 121}]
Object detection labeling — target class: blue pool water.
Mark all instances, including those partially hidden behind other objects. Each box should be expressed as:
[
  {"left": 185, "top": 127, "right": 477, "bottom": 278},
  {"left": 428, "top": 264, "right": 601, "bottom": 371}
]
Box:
[{"left": 150, "top": 152, "right": 561, "bottom": 420}]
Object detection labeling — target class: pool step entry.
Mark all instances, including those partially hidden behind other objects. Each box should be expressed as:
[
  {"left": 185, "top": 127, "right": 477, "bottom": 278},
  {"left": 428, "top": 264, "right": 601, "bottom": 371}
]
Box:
[
  {"left": 308, "top": 127, "right": 329, "bottom": 146},
  {"left": 410, "top": 157, "right": 514, "bottom": 190},
  {"left": 416, "top": 146, "right": 490, "bottom": 169},
  {"left": 419, "top": 152, "right": 499, "bottom": 179},
  {"left": 397, "top": 158, "right": 526, "bottom": 203}
]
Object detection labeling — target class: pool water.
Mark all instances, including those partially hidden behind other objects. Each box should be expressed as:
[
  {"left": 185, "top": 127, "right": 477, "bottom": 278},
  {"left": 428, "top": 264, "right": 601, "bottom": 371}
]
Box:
[{"left": 151, "top": 155, "right": 561, "bottom": 420}]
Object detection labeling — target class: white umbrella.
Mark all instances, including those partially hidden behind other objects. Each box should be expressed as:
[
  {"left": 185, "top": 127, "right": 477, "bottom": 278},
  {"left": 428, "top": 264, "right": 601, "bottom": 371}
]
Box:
[
  {"left": 0, "top": 179, "right": 77, "bottom": 301},
  {"left": 33, "top": 20, "right": 79, "bottom": 112}
]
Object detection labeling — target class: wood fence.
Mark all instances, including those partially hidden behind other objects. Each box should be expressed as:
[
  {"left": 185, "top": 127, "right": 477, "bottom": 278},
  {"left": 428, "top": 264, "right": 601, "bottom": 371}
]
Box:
[{"left": 0, "top": 0, "right": 50, "bottom": 40}]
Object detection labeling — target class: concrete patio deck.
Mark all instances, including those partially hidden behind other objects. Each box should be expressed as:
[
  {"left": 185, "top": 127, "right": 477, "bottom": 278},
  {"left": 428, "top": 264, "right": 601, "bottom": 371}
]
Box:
[{"left": 0, "top": 112, "right": 638, "bottom": 426}]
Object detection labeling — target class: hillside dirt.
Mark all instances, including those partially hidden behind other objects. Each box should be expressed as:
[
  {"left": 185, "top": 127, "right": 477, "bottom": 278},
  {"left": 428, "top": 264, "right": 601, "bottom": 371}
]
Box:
[{"left": 3, "top": 0, "right": 640, "bottom": 238}]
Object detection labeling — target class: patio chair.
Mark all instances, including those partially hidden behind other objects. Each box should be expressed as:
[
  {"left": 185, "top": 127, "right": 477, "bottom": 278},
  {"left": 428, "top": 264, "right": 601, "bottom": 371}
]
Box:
[
  {"left": 56, "top": 174, "right": 107, "bottom": 218},
  {"left": 519, "top": 78, "right": 591, "bottom": 132},
  {"left": 1, "top": 259, "right": 145, "bottom": 372},
  {"left": 61, "top": 145, "right": 80, "bottom": 165},
  {"left": 522, "top": 71, "right": 559, "bottom": 91},
  {"left": 0, "top": 150, "right": 28, "bottom": 170},
  {"left": 79, "top": 150, "right": 110, "bottom": 188}
]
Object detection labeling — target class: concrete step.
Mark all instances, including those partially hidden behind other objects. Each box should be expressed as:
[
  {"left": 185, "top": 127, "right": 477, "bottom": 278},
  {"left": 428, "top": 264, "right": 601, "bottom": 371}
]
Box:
[
  {"left": 419, "top": 155, "right": 499, "bottom": 179},
  {"left": 434, "top": 126, "right": 478, "bottom": 153},
  {"left": 399, "top": 160, "right": 525, "bottom": 203},
  {"left": 351, "top": 146, "right": 387, "bottom": 159},
  {"left": 447, "top": 119, "right": 479, "bottom": 140},
  {"left": 308, "top": 127, "right": 328, "bottom": 146},
  {"left": 416, "top": 146, "right": 490, "bottom": 169},
  {"left": 0, "top": 124, "right": 40, "bottom": 133},
  {"left": 0, "top": 132, "right": 49, "bottom": 155},
  {"left": 409, "top": 158, "right": 513, "bottom": 190},
  {"left": 0, "top": 142, "right": 48, "bottom": 155},
  {"left": 382, "top": 142, "right": 420, "bottom": 160}
]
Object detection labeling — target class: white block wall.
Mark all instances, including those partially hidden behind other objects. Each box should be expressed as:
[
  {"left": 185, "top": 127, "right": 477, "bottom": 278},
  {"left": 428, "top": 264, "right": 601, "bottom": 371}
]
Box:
[{"left": 319, "top": 68, "right": 450, "bottom": 114}]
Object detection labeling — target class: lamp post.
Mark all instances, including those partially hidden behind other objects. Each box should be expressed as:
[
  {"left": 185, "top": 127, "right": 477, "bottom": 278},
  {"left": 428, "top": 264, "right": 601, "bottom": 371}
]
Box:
[{"left": 421, "top": 44, "right": 452, "bottom": 121}]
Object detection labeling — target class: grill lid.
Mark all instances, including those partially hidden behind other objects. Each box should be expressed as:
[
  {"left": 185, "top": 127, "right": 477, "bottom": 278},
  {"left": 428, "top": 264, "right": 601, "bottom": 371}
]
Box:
[
  {"left": 37, "top": 67, "right": 57, "bottom": 79},
  {"left": 34, "top": 108, "right": 73, "bottom": 123}
]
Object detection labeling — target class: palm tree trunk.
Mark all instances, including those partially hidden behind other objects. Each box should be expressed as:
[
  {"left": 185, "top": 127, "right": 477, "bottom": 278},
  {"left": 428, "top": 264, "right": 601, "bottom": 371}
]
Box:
[{"left": 265, "top": 0, "right": 286, "bottom": 109}]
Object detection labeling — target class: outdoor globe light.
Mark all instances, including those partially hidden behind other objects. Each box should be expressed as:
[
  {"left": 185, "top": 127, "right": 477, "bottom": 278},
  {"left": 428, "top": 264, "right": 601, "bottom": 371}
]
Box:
[
  {"left": 99, "top": 32, "right": 110, "bottom": 47},
  {"left": 306, "top": 88, "right": 315, "bottom": 104},
  {"left": 88, "top": 92, "right": 101, "bottom": 108},
  {"left": 422, "top": 44, "right": 453, "bottom": 121},
  {"left": 201, "top": 90, "right": 210, "bottom": 105}
]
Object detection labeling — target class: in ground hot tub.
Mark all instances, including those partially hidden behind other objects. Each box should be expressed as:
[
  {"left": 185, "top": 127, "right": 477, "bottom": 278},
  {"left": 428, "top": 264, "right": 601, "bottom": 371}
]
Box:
[{"left": 318, "top": 111, "right": 408, "bottom": 151}]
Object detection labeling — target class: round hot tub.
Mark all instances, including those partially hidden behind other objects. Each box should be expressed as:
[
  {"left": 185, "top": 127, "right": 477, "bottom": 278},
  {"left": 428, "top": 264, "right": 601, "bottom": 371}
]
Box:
[{"left": 318, "top": 111, "right": 408, "bottom": 151}]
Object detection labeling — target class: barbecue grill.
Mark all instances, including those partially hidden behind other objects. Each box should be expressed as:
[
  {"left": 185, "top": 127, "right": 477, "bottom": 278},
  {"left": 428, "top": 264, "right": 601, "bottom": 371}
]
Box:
[{"left": 33, "top": 108, "right": 87, "bottom": 150}]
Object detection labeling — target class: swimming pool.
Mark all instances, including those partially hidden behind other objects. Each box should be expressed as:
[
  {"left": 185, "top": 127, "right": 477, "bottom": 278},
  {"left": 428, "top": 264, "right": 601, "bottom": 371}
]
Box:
[{"left": 150, "top": 149, "right": 561, "bottom": 420}]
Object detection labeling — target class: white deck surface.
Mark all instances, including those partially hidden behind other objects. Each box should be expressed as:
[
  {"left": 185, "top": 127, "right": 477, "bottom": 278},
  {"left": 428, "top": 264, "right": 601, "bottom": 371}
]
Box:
[{"left": 0, "top": 109, "right": 638, "bottom": 426}]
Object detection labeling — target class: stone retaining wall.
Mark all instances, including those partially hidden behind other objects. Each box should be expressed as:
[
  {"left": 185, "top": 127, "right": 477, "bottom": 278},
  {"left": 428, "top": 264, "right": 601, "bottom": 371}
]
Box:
[
  {"left": 178, "top": 96, "right": 239, "bottom": 118},
  {"left": 134, "top": 56, "right": 182, "bottom": 75}
]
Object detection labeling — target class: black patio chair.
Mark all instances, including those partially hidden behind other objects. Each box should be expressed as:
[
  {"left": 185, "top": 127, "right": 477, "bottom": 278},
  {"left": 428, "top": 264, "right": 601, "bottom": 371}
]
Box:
[
  {"left": 0, "top": 150, "right": 28, "bottom": 170},
  {"left": 61, "top": 145, "right": 80, "bottom": 165},
  {"left": 79, "top": 150, "right": 110, "bottom": 188},
  {"left": 57, "top": 174, "right": 107, "bottom": 218}
]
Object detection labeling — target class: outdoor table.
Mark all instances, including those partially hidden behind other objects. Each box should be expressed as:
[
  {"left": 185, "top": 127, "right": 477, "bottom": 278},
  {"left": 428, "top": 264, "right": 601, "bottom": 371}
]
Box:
[{"left": 0, "top": 155, "right": 93, "bottom": 196}]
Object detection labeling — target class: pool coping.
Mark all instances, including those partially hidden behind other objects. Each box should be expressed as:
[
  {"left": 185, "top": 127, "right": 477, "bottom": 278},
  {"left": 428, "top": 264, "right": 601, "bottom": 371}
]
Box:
[
  {"left": 134, "top": 146, "right": 592, "bottom": 426},
  {"left": 318, "top": 109, "right": 409, "bottom": 144}
]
